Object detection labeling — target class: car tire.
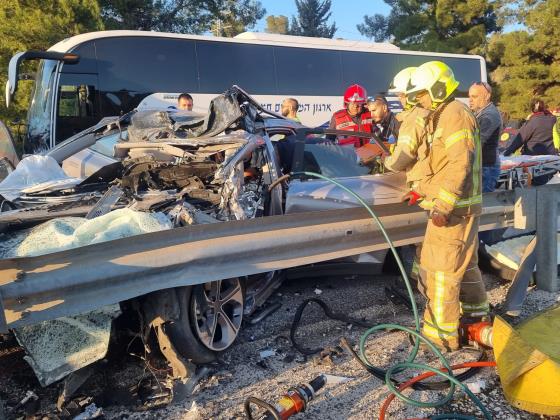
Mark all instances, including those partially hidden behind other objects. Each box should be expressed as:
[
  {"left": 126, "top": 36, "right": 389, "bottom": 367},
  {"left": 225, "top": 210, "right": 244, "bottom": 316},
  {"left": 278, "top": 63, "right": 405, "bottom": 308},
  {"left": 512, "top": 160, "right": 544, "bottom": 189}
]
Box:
[{"left": 166, "top": 278, "right": 245, "bottom": 364}]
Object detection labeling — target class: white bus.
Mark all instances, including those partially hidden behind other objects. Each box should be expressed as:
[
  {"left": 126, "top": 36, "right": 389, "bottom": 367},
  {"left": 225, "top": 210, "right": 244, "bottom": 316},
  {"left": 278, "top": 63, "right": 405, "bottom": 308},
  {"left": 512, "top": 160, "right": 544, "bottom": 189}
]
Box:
[{"left": 5, "top": 30, "right": 487, "bottom": 153}]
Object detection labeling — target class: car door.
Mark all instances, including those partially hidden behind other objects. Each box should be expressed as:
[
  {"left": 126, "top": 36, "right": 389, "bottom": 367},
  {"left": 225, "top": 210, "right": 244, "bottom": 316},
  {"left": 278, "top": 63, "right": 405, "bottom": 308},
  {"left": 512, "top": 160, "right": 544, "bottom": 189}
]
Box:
[{"left": 285, "top": 129, "right": 407, "bottom": 214}]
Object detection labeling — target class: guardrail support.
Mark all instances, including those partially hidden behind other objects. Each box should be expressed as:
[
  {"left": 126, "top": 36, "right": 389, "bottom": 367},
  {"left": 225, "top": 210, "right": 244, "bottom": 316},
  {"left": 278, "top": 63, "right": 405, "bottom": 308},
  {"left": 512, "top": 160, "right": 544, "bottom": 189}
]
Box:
[{"left": 535, "top": 184, "right": 560, "bottom": 292}]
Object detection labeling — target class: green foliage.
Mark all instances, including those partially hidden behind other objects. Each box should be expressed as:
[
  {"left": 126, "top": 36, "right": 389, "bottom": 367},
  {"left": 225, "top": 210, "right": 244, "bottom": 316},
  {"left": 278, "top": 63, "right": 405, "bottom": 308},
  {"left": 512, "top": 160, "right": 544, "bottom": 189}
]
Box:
[
  {"left": 489, "top": 0, "right": 560, "bottom": 118},
  {"left": 265, "top": 15, "right": 289, "bottom": 35},
  {"left": 357, "top": 0, "right": 501, "bottom": 54},
  {"left": 0, "top": 0, "right": 266, "bottom": 144},
  {"left": 207, "top": 0, "right": 266, "bottom": 37},
  {"left": 0, "top": 0, "right": 103, "bottom": 137},
  {"left": 289, "top": 0, "right": 336, "bottom": 38},
  {"left": 100, "top": 0, "right": 266, "bottom": 36}
]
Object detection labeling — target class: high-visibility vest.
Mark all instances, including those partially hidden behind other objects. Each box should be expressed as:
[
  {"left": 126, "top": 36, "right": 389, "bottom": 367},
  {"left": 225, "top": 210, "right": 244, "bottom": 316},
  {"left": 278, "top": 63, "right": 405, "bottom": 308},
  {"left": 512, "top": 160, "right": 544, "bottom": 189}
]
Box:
[{"left": 333, "top": 109, "right": 373, "bottom": 147}]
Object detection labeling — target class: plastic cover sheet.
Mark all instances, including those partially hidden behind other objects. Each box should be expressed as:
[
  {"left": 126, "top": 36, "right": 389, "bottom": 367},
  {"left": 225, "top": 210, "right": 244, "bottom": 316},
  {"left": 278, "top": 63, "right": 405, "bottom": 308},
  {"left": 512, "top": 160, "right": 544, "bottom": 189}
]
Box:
[{"left": 0, "top": 155, "right": 81, "bottom": 201}]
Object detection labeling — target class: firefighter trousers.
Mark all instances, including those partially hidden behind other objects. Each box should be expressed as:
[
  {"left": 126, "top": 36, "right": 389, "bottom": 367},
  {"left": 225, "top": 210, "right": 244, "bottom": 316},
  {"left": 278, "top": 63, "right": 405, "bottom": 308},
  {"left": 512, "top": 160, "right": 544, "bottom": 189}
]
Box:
[{"left": 416, "top": 215, "right": 488, "bottom": 350}]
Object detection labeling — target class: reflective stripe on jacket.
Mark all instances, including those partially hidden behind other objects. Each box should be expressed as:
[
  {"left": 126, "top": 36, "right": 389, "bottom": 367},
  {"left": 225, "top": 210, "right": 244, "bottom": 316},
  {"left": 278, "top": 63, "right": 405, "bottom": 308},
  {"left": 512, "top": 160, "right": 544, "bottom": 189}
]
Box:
[
  {"left": 412, "top": 100, "right": 482, "bottom": 217},
  {"left": 384, "top": 106, "right": 430, "bottom": 181}
]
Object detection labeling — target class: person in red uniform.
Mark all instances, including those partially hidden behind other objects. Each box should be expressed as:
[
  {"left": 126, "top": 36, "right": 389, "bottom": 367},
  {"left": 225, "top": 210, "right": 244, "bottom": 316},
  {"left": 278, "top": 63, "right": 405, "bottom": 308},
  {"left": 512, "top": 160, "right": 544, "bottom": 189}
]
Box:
[{"left": 329, "top": 84, "right": 373, "bottom": 147}]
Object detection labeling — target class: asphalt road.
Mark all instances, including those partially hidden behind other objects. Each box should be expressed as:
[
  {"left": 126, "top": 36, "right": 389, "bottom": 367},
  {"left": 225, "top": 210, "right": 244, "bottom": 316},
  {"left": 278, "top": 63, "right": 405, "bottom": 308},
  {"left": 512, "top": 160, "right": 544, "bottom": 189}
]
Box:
[{"left": 1, "top": 271, "right": 559, "bottom": 419}]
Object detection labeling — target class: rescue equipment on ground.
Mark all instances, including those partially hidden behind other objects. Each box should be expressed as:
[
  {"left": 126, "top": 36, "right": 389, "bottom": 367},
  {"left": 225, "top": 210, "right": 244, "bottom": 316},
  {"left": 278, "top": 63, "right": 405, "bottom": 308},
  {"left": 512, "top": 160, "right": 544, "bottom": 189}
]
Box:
[
  {"left": 244, "top": 374, "right": 327, "bottom": 419},
  {"left": 493, "top": 305, "right": 560, "bottom": 416},
  {"left": 460, "top": 319, "right": 494, "bottom": 348}
]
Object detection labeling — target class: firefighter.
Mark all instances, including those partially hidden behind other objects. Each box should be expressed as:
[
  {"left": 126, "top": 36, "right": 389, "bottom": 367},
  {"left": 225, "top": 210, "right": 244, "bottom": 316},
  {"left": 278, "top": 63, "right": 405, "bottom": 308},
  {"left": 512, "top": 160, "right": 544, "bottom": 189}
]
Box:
[
  {"left": 403, "top": 61, "right": 488, "bottom": 351},
  {"left": 329, "top": 84, "right": 373, "bottom": 147},
  {"left": 384, "top": 67, "right": 430, "bottom": 175}
]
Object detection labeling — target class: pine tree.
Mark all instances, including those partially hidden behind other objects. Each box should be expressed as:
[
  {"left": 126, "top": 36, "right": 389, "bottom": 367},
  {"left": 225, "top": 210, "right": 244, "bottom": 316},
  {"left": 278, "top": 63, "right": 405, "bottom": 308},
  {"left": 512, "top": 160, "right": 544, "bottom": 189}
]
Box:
[
  {"left": 289, "top": 0, "right": 336, "bottom": 38},
  {"left": 357, "top": 0, "right": 500, "bottom": 54},
  {"left": 265, "top": 15, "right": 289, "bottom": 35},
  {"left": 489, "top": 0, "right": 560, "bottom": 118},
  {"left": 100, "top": 0, "right": 265, "bottom": 36},
  {"left": 0, "top": 0, "right": 103, "bottom": 135},
  {"left": 207, "top": 0, "right": 266, "bottom": 37}
]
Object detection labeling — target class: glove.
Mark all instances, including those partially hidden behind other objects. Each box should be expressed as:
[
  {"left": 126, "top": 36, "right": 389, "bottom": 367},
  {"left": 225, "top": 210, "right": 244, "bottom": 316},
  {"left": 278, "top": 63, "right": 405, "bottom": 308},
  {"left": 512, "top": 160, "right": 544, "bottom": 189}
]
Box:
[
  {"left": 402, "top": 190, "right": 422, "bottom": 206},
  {"left": 430, "top": 210, "right": 449, "bottom": 227}
]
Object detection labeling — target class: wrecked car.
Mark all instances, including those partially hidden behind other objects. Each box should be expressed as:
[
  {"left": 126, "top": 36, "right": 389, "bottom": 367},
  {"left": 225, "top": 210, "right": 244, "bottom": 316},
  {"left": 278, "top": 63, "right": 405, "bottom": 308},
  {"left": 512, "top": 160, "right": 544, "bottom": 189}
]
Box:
[{"left": 0, "top": 86, "right": 409, "bottom": 387}]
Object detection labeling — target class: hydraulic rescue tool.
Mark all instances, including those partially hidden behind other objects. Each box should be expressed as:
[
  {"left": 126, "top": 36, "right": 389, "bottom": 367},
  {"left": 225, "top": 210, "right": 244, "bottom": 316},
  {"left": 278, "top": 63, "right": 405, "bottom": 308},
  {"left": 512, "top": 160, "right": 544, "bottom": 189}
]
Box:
[{"left": 244, "top": 374, "right": 327, "bottom": 420}]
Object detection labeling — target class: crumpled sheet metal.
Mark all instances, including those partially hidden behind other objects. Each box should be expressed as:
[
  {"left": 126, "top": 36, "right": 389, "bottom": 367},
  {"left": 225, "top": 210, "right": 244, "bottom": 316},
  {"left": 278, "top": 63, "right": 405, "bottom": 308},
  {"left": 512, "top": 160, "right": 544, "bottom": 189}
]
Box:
[
  {"left": 128, "top": 87, "right": 246, "bottom": 143},
  {"left": 213, "top": 132, "right": 258, "bottom": 183}
]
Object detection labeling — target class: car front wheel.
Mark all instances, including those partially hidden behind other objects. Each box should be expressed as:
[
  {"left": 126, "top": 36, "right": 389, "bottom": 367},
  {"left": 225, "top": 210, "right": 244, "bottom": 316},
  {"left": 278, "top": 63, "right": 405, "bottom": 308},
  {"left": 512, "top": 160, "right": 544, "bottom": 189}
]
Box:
[{"left": 165, "top": 278, "right": 244, "bottom": 364}]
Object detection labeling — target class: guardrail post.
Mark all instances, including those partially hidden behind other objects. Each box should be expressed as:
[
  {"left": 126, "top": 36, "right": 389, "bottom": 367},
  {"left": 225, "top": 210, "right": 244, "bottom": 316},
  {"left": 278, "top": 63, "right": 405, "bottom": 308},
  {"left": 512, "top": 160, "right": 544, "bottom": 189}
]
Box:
[{"left": 535, "top": 184, "right": 560, "bottom": 292}]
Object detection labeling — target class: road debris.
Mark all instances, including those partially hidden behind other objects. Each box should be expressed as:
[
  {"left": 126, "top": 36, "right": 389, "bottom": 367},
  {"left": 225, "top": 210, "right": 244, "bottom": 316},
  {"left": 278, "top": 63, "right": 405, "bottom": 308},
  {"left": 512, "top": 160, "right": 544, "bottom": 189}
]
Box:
[
  {"left": 321, "top": 373, "right": 354, "bottom": 385},
  {"left": 259, "top": 350, "right": 276, "bottom": 359},
  {"left": 465, "top": 379, "right": 486, "bottom": 394},
  {"left": 72, "top": 402, "right": 103, "bottom": 419},
  {"left": 12, "top": 390, "right": 38, "bottom": 415}
]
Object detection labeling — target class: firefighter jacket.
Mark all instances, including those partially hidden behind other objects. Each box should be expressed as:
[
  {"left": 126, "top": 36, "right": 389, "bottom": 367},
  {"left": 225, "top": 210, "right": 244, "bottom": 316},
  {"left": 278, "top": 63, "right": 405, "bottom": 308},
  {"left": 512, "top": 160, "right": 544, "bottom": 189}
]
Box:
[
  {"left": 410, "top": 100, "right": 482, "bottom": 218},
  {"left": 384, "top": 106, "right": 430, "bottom": 181},
  {"left": 329, "top": 109, "right": 373, "bottom": 147}
]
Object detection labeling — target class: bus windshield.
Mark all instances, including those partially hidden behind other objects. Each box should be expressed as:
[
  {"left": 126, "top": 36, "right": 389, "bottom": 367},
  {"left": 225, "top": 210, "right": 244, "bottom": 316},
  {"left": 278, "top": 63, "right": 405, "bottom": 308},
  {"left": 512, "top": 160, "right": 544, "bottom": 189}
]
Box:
[{"left": 26, "top": 60, "right": 57, "bottom": 153}]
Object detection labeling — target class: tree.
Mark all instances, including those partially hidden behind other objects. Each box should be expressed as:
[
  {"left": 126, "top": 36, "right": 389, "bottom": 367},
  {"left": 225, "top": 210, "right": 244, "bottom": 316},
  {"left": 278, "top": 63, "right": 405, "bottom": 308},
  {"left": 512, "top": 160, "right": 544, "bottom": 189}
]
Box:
[
  {"left": 289, "top": 0, "right": 336, "bottom": 38},
  {"left": 488, "top": 0, "right": 560, "bottom": 118},
  {"left": 357, "top": 0, "right": 501, "bottom": 54},
  {"left": 207, "top": 0, "right": 266, "bottom": 37},
  {"left": 265, "top": 15, "right": 289, "bottom": 35},
  {"left": 0, "top": 0, "right": 103, "bottom": 140},
  {"left": 100, "top": 0, "right": 266, "bottom": 36}
]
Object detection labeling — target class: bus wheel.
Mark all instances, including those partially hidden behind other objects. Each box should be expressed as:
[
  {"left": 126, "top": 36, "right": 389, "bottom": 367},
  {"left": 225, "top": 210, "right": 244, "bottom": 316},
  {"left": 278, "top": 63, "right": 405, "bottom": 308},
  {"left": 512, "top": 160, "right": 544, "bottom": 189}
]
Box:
[{"left": 167, "top": 279, "right": 244, "bottom": 364}]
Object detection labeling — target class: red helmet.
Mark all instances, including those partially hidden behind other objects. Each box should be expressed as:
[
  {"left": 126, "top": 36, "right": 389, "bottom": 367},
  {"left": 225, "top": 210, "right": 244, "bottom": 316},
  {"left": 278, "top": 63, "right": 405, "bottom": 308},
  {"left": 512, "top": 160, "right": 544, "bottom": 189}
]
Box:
[{"left": 344, "top": 84, "right": 367, "bottom": 105}]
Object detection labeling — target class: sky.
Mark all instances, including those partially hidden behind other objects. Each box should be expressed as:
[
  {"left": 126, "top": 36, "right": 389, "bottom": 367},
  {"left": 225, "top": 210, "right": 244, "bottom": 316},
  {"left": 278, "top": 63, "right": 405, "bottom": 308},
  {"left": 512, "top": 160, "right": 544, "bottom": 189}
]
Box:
[{"left": 253, "top": 0, "right": 391, "bottom": 41}]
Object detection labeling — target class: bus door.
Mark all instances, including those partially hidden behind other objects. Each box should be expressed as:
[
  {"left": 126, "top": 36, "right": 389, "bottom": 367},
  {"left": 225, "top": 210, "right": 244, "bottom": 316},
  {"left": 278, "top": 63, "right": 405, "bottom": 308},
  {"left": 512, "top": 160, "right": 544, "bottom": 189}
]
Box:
[{"left": 54, "top": 73, "right": 100, "bottom": 146}]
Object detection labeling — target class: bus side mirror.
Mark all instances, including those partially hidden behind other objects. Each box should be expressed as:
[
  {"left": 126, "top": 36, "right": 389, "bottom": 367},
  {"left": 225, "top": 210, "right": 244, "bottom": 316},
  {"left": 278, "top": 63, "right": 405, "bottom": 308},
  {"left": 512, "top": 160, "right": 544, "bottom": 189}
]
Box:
[{"left": 5, "top": 50, "right": 79, "bottom": 108}]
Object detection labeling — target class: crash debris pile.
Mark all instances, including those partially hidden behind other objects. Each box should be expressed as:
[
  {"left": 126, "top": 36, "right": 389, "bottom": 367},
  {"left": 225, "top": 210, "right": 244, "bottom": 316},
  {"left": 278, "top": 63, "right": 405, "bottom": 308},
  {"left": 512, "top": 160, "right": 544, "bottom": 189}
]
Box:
[{"left": 0, "top": 88, "right": 274, "bottom": 396}]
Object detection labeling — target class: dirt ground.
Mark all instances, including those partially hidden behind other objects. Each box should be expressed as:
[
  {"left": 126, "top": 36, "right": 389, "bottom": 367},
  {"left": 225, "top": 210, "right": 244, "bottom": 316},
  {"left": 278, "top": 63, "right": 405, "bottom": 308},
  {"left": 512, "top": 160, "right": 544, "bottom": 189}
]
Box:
[{"left": 1, "top": 270, "right": 560, "bottom": 420}]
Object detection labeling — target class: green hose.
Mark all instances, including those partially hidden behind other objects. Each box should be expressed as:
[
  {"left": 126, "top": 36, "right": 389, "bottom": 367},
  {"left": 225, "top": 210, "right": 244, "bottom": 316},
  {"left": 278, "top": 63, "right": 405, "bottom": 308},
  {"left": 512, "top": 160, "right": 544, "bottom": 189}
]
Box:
[{"left": 291, "top": 171, "right": 491, "bottom": 420}]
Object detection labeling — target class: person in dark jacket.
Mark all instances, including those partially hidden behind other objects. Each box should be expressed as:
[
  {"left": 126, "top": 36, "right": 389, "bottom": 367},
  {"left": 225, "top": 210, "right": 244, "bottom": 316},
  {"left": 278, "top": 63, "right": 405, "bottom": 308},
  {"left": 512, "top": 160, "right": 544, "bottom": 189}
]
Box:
[
  {"left": 504, "top": 99, "right": 558, "bottom": 184},
  {"left": 469, "top": 82, "right": 502, "bottom": 192},
  {"left": 504, "top": 99, "right": 557, "bottom": 156},
  {"left": 366, "top": 94, "right": 400, "bottom": 144}
]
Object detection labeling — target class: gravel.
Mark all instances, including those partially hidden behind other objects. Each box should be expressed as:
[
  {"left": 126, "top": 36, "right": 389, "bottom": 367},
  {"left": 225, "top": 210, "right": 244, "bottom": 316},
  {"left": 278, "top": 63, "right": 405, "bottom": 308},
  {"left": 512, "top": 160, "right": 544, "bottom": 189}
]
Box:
[{"left": 1, "top": 271, "right": 560, "bottom": 419}]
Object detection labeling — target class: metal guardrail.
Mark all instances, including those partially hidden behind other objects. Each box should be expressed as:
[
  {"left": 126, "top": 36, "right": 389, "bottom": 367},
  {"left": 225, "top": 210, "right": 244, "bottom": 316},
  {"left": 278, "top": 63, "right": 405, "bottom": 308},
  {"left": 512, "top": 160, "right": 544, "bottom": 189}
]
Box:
[
  {"left": 0, "top": 191, "right": 515, "bottom": 332},
  {"left": 519, "top": 183, "right": 560, "bottom": 292}
]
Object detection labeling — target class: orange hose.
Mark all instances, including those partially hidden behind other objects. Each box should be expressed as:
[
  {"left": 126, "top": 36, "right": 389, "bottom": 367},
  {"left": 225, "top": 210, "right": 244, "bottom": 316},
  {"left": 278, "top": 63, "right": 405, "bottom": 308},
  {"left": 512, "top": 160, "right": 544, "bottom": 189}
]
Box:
[{"left": 378, "top": 361, "right": 497, "bottom": 420}]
